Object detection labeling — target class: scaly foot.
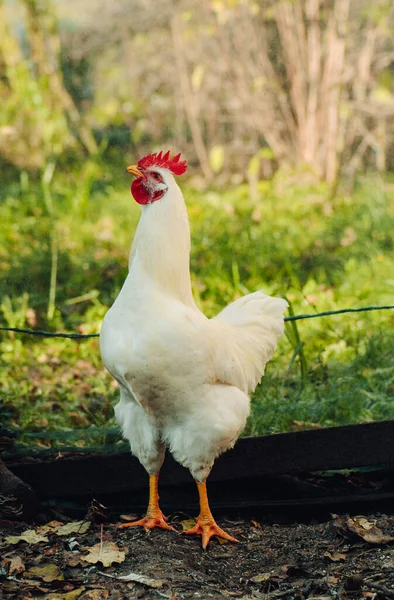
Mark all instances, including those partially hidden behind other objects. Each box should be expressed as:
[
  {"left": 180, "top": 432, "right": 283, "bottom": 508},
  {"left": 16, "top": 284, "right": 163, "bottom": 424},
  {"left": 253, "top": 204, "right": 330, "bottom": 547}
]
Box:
[
  {"left": 119, "top": 474, "right": 175, "bottom": 532},
  {"left": 184, "top": 516, "right": 239, "bottom": 549},
  {"left": 119, "top": 510, "right": 175, "bottom": 532},
  {"left": 185, "top": 481, "right": 240, "bottom": 549}
]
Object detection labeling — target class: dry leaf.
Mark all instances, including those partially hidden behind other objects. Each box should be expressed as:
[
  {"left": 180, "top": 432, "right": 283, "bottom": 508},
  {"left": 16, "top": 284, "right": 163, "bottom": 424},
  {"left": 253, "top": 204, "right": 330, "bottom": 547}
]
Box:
[
  {"left": 37, "top": 520, "right": 90, "bottom": 537},
  {"left": 5, "top": 529, "right": 49, "bottom": 545},
  {"left": 54, "top": 521, "right": 90, "bottom": 536},
  {"left": 217, "top": 535, "right": 230, "bottom": 545},
  {"left": 83, "top": 542, "right": 126, "bottom": 567},
  {"left": 251, "top": 572, "right": 271, "bottom": 583},
  {"left": 119, "top": 514, "right": 139, "bottom": 522},
  {"left": 63, "top": 551, "right": 86, "bottom": 567},
  {"left": 346, "top": 517, "right": 394, "bottom": 545},
  {"left": 333, "top": 515, "right": 394, "bottom": 544},
  {"left": 324, "top": 551, "right": 347, "bottom": 562},
  {"left": 6, "top": 555, "right": 25, "bottom": 574},
  {"left": 36, "top": 521, "right": 64, "bottom": 535},
  {"left": 357, "top": 517, "right": 374, "bottom": 530},
  {"left": 180, "top": 519, "right": 197, "bottom": 531},
  {"left": 251, "top": 564, "right": 307, "bottom": 584},
  {"left": 24, "top": 563, "right": 64, "bottom": 582},
  {"left": 99, "top": 570, "right": 164, "bottom": 588}
]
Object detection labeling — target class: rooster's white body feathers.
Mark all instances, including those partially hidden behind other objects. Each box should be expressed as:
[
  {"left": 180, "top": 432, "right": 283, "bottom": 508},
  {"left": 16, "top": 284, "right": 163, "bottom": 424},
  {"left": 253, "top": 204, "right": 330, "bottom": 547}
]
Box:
[{"left": 100, "top": 170, "right": 287, "bottom": 482}]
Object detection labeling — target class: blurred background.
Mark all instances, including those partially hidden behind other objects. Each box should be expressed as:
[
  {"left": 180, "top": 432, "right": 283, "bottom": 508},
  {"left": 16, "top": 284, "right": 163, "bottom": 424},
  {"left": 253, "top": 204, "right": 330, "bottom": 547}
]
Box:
[{"left": 0, "top": 0, "right": 393, "bottom": 448}]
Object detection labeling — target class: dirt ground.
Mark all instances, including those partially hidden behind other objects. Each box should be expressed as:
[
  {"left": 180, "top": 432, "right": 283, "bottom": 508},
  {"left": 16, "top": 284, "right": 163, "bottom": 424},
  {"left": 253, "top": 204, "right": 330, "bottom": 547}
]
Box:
[{"left": 1, "top": 510, "right": 394, "bottom": 600}]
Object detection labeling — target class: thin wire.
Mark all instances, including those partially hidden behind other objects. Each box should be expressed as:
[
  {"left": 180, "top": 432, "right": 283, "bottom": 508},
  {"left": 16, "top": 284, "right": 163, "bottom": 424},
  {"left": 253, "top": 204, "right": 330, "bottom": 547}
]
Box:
[
  {"left": 0, "top": 305, "right": 393, "bottom": 339},
  {"left": 0, "top": 327, "right": 99, "bottom": 339},
  {"left": 285, "top": 305, "right": 394, "bottom": 321}
]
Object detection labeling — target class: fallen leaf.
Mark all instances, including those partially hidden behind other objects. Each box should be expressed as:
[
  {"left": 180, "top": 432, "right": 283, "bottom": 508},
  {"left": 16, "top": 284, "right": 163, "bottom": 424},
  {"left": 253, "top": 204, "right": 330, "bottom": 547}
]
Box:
[
  {"left": 357, "top": 517, "right": 374, "bottom": 530},
  {"left": 324, "top": 551, "right": 347, "bottom": 562},
  {"left": 333, "top": 515, "right": 394, "bottom": 544},
  {"left": 250, "top": 564, "right": 308, "bottom": 584},
  {"left": 24, "top": 563, "right": 64, "bottom": 582},
  {"left": 83, "top": 542, "right": 126, "bottom": 567},
  {"left": 54, "top": 521, "right": 90, "bottom": 536},
  {"left": 6, "top": 555, "right": 25, "bottom": 574},
  {"left": 217, "top": 536, "right": 230, "bottom": 545},
  {"left": 251, "top": 520, "right": 261, "bottom": 528},
  {"left": 36, "top": 520, "right": 90, "bottom": 537},
  {"left": 36, "top": 521, "right": 64, "bottom": 535},
  {"left": 251, "top": 572, "right": 271, "bottom": 583},
  {"left": 346, "top": 517, "right": 394, "bottom": 544},
  {"left": 180, "top": 518, "right": 197, "bottom": 531},
  {"left": 63, "top": 551, "right": 86, "bottom": 567},
  {"left": 99, "top": 570, "right": 164, "bottom": 588},
  {"left": 5, "top": 530, "right": 49, "bottom": 545},
  {"left": 119, "top": 514, "right": 139, "bottom": 522}
]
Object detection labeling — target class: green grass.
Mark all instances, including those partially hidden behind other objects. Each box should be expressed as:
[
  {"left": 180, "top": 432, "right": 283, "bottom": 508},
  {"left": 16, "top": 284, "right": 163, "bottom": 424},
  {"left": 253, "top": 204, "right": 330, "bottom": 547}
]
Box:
[
  {"left": 1, "top": 164, "right": 394, "bottom": 449},
  {"left": 246, "top": 333, "right": 394, "bottom": 436}
]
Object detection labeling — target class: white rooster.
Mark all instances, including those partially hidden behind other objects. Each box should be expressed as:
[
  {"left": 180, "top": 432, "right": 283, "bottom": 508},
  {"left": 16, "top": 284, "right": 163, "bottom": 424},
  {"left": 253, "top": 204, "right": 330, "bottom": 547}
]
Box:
[{"left": 100, "top": 151, "right": 287, "bottom": 548}]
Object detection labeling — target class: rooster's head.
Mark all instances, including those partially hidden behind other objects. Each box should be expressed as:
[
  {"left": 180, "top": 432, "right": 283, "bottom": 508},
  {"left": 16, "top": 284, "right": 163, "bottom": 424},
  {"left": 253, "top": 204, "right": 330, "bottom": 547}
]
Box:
[{"left": 127, "top": 151, "right": 187, "bottom": 205}]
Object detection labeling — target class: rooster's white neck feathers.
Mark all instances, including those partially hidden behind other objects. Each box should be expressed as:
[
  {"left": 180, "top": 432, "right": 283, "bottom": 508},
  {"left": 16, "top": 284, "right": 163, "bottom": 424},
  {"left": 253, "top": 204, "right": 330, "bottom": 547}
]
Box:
[{"left": 128, "top": 173, "right": 195, "bottom": 307}]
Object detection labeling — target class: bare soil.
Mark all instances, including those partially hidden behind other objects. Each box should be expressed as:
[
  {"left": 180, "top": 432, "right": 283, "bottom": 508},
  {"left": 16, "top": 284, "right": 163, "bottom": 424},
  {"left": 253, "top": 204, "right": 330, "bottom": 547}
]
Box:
[{"left": 1, "top": 511, "right": 394, "bottom": 599}]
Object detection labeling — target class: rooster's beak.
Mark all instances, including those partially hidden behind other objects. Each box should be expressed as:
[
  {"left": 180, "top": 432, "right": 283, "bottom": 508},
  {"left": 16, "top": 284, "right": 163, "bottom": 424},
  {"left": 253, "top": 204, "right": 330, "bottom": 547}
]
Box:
[{"left": 127, "top": 164, "right": 145, "bottom": 178}]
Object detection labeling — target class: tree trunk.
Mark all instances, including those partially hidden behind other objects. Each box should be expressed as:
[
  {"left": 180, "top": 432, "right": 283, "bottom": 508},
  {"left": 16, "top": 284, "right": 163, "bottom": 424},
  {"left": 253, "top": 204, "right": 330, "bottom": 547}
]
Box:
[
  {"left": 22, "top": 0, "right": 98, "bottom": 155},
  {"left": 171, "top": 15, "right": 213, "bottom": 181}
]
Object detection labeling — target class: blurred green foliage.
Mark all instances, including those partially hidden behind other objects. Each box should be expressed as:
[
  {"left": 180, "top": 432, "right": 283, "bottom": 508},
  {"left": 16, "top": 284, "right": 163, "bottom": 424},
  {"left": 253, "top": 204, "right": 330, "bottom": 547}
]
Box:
[
  {"left": 1, "top": 0, "right": 393, "bottom": 179},
  {"left": 0, "top": 0, "right": 393, "bottom": 452},
  {"left": 0, "top": 164, "right": 393, "bottom": 444}
]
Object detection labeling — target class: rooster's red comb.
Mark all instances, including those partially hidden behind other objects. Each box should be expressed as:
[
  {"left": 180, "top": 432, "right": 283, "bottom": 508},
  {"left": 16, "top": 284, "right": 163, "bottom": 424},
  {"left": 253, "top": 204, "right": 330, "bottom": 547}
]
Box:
[{"left": 137, "top": 150, "right": 187, "bottom": 176}]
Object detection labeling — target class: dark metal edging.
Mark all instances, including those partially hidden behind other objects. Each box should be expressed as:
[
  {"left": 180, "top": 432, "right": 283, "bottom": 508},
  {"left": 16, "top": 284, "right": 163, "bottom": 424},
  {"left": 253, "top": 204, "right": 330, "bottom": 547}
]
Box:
[{"left": 5, "top": 420, "right": 394, "bottom": 499}]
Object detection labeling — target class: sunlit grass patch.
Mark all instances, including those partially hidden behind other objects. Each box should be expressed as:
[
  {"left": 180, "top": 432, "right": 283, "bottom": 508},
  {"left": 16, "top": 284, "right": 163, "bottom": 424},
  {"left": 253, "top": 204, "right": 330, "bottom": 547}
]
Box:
[{"left": 0, "top": 168, "right": 393, "bottom": 444}]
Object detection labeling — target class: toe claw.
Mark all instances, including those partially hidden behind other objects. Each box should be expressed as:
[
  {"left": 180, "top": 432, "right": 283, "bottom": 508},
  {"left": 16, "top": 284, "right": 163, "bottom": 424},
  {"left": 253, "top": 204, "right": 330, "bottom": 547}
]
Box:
[{"left": 184, "top": 518, "right": 239, "bottom": 549}]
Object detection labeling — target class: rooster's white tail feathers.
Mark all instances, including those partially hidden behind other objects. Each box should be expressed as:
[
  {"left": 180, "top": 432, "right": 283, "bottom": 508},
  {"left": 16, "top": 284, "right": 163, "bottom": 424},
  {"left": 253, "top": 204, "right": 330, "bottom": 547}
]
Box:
[{"left": 210, "top": 291, "right": 288, "bottom": 394}]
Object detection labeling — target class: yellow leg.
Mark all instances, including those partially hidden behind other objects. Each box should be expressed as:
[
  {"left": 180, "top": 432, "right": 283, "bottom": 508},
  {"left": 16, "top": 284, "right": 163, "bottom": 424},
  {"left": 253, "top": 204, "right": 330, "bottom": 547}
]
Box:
[
  {"left": 184, "top": 481, "right": 239, "bottom": 549},
  {"left": 119, "top": 474, "right": 175, "bottom": 532}
]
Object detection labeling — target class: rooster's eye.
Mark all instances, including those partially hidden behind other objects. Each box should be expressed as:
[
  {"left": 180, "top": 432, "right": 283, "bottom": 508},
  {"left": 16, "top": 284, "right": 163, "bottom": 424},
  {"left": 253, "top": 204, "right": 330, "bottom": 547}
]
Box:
[{"left": 152, "top": 172, "right": 161, "bottom": 181}]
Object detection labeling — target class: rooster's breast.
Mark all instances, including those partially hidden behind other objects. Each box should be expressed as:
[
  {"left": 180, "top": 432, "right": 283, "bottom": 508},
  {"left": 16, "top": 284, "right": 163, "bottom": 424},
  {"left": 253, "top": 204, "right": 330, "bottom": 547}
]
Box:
[{"left": 100, "top": 299, "right": 212, "bottom": 419}]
